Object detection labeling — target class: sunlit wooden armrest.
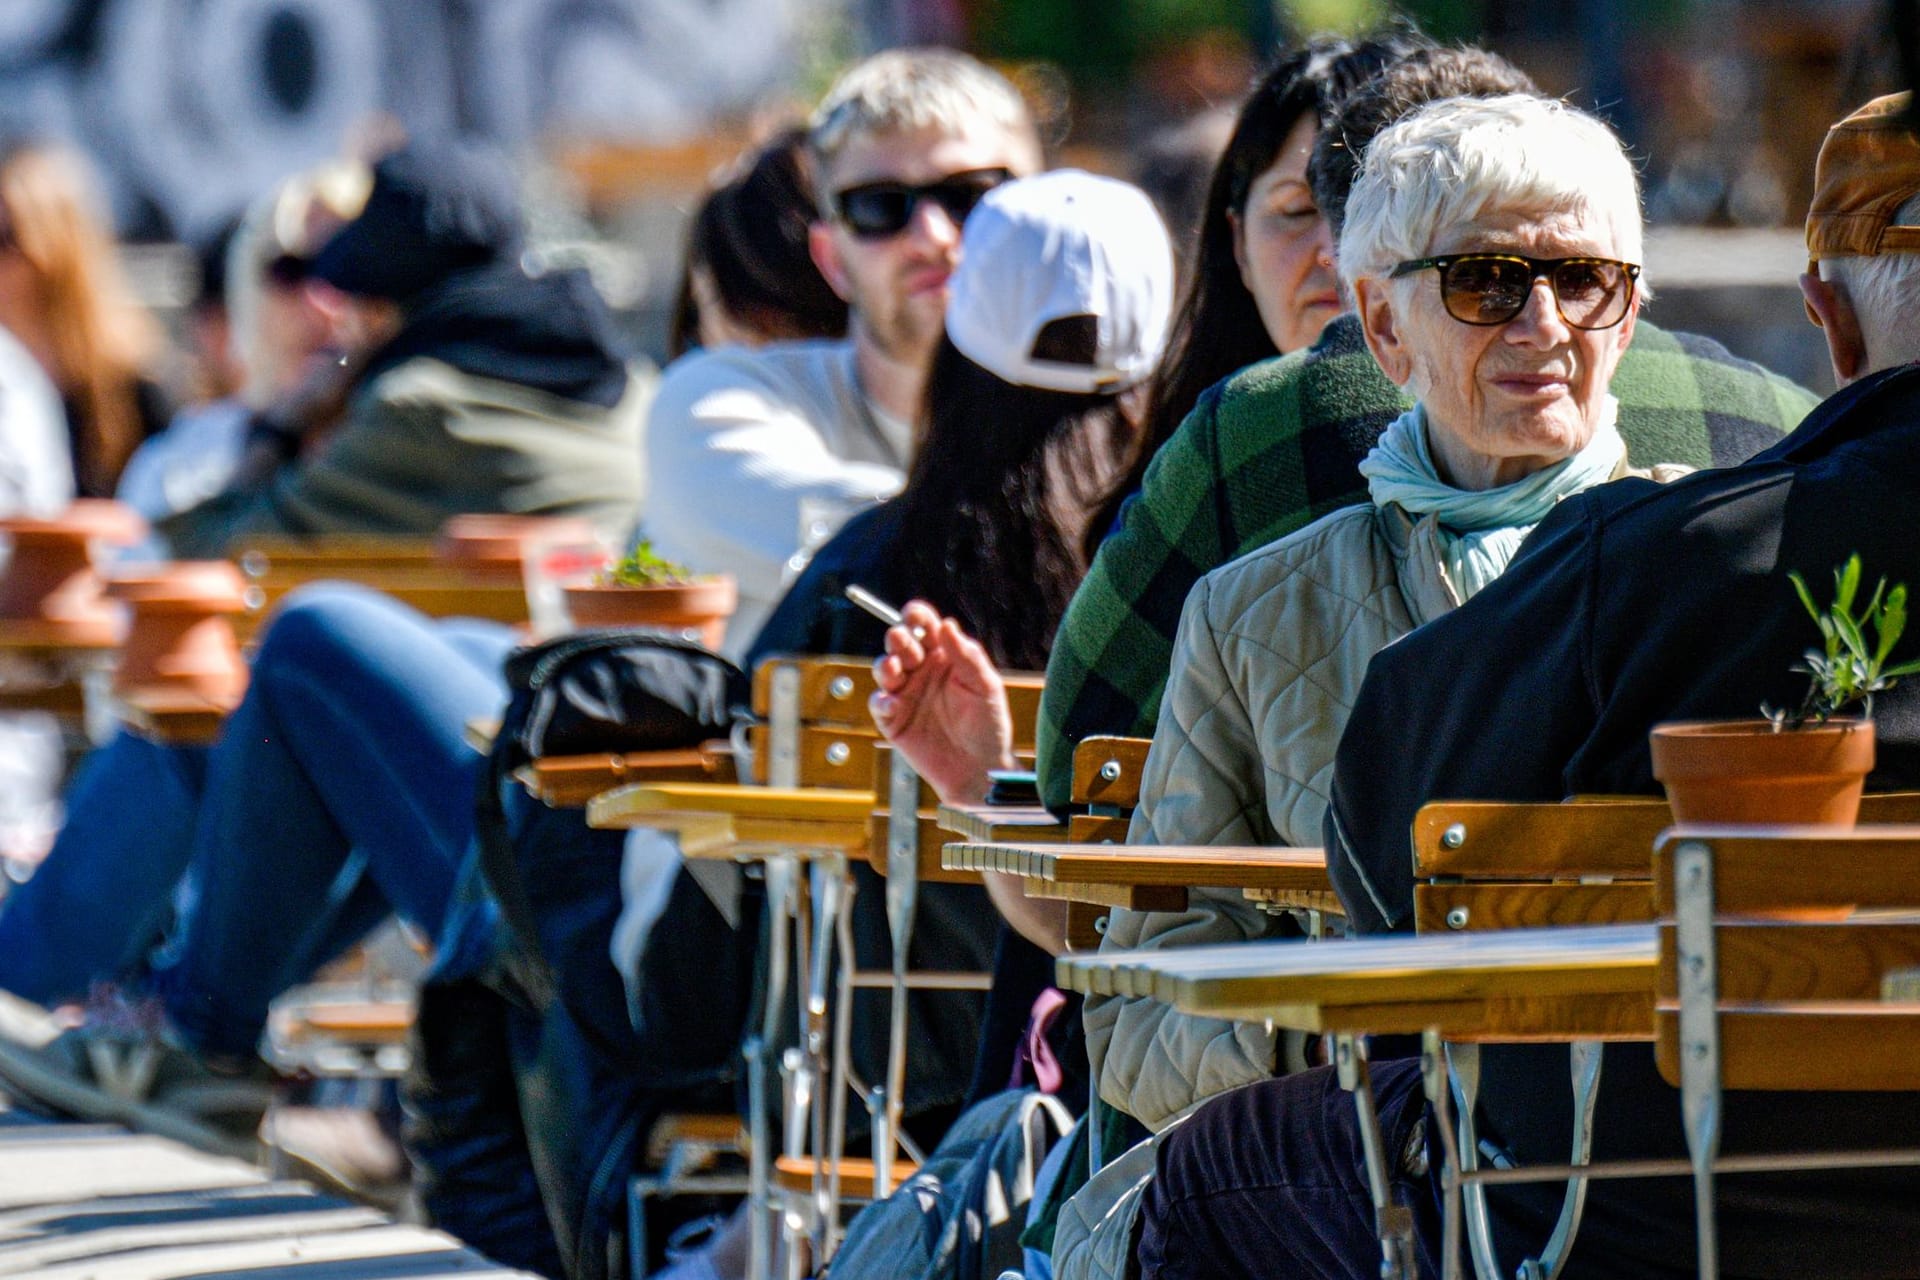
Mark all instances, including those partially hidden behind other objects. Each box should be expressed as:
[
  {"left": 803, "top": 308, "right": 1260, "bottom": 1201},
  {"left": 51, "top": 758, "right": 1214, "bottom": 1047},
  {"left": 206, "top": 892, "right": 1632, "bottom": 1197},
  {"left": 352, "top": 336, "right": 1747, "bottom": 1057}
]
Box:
[
  {"left": 646, "top": 1112, "right": 747, "bottom": 1165},
  {"left": 943, "top": 841, "right": 1331, "bottom": 912},
  {"left": 116, "top": 687, "right": 235, "bottom": 746},
  {"left": 1059, "top": 923, "right": 1656, "bottom": 1041},
  {"left": 935, "top": 803, "right": 1070, "bottom": 844},
  {"left": 519, "top": 742, "right": 735, "bottom": 808},
  {"left": 585, "top": 782, "right": 874, "bottom": 858},
  {"left": 772, "top": 1154, "right": 918, "bottom": 1199}
]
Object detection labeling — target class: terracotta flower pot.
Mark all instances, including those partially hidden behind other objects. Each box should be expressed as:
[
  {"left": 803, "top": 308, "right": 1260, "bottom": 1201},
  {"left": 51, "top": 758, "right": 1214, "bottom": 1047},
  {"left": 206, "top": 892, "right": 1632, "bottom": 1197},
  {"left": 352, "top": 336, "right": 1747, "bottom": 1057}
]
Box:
[
  {"left": 1649, "top": 718, "right": 1875, "bottom": 827},
  {"left": 562, "top": 576, "right": 737, "bottom": 650},
  {"left": 437, "top": 514, "right": 601, "bottom": 583},
  {"left": 0, "top": 499, "right": 147, "bottom": 647},
  {"left": 104, "top": 561, "right": 251, "bottom": 706}
]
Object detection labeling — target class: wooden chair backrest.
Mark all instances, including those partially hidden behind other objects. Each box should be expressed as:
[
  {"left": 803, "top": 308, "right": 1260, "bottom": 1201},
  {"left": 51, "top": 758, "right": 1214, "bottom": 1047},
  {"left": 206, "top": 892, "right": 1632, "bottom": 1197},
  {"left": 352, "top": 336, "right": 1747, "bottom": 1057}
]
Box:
[
  {"left": 1068, "top": 736, "right": 1151, "bottom": 842},
  {"left": 1411, "top": 798, "right": 1671, "bottom": 933},
  {"left": 1413, "top": 792, "right": 1920, "bottom": 935},
  {"left": 232, "top": 536, "right": 532, "bottom": 636},
  {"left": 1653, "top": 826, "right": 1920, "bottom": 1091},
  {"left": 747, "top": 655, "right": 1042, "bottom": 788}
]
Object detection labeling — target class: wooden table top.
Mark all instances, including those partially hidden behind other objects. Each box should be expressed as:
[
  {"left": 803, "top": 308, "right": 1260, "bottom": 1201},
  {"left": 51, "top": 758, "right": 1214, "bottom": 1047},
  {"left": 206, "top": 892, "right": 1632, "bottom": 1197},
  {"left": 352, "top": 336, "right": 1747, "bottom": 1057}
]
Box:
[
  {"left": 934, "top": 803, "right": 1071, "bottom": 843},
  {"left": 585, "top": 781, "right": 874, "bottom": 859},
  {"left": 1058, "top": 923, "right": 1657, "bottom": 1040},
  {"left": 943, "top": 840, "right": 1334, "bottom": 913}
]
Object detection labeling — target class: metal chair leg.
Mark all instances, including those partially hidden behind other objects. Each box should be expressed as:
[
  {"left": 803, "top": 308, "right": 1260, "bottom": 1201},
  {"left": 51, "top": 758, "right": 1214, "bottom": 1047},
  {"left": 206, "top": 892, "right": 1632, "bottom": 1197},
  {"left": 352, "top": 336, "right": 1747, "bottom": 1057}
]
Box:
[
  {"left": 1673, "top": 840, "right": 1722, "bottom": 1280},
  {"left": 1334, "top": 1033, "right": 1415, "bottom": 1280},
  {"left": 1447, "top": 1042, "right": 1504, "bottom": 1280}
]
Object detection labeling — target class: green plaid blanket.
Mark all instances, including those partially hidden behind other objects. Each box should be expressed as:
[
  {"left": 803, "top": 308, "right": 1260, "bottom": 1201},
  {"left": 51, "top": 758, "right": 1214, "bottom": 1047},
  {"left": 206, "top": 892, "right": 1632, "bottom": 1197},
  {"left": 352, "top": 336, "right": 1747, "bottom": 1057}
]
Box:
[{"left": 1036, "top": 313, "right": 1820, "bottom": 811}]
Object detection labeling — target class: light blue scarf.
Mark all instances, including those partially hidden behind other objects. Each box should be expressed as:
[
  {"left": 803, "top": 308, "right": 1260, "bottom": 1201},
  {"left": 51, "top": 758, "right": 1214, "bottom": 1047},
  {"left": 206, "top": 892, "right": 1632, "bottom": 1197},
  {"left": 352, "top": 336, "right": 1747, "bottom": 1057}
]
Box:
[{"left": 1358, "top": 396, "right": 1624, "bottom": 600}]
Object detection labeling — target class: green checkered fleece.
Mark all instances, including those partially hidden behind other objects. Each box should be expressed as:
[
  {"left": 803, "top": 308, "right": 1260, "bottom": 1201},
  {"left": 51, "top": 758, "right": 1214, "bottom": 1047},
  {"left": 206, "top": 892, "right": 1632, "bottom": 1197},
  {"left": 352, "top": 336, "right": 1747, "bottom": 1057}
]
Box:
[{"left": 1036, "top": 313, "right": 1821, "bottom": 811}]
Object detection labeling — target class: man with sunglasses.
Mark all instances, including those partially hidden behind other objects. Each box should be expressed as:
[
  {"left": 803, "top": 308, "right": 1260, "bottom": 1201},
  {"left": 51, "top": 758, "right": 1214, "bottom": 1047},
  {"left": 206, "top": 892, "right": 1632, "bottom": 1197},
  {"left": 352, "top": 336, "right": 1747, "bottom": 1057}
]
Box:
[{"left": 643, "top": 48, "right": 1042, "bottom": 654}]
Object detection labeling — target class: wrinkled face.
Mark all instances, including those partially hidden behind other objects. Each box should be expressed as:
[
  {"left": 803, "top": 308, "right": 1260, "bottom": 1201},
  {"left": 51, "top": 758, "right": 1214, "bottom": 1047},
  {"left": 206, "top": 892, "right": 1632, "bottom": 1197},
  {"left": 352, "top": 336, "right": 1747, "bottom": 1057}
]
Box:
[
  {"left": 809, "top": 123, "right": 1036, "bottom": 366},
  {"left": 1230, "top": 114, "right": 1341, "bottom": 353},
  {"left": 1356, "top": 204, "right": 1638, "bottom": 487}
]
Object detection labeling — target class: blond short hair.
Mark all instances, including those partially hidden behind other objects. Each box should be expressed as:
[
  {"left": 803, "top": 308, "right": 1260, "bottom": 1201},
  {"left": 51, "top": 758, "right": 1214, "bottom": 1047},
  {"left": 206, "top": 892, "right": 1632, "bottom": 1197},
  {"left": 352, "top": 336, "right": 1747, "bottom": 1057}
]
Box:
[{"left": 808, "top": 48, "right": 1040, "bottom": 178}]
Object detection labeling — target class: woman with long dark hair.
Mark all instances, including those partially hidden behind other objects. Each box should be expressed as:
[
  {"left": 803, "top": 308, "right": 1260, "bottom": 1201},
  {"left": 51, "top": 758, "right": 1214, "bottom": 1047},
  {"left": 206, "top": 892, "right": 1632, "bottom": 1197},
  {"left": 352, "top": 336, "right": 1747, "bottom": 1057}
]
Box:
[
  {"left": 747, "top": 170, "right": 1170, "bottom": 674},
  {"left": 1087, "top": 31, "right": 1424, "bottom": 552}
]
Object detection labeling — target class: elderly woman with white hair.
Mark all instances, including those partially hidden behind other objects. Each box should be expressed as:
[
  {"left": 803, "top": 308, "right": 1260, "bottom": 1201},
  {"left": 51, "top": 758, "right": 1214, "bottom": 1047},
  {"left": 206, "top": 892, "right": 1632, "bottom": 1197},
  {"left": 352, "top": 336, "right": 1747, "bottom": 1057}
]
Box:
[
  {"left": 1108, "top": 92, "right": 1680, "bottom": 1280},
  {"left": 872, "top": 91, "right": 1687, "bottom": 1280}
]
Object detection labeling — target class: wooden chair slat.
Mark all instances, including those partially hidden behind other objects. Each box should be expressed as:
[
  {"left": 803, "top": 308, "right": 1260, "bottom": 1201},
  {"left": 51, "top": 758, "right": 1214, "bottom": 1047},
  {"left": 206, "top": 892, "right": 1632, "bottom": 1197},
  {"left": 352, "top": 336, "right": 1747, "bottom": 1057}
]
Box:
[
  {"left": 1071, "top": 736, "right": 1151, "bottom": 810},
  {"left": 1653, "top": 827, "right": 1920, "bottom": 914},
  {"left": 1656, "top": 1005, "right": 1920, "bottom": 1090},
  {"left": 746, "top": 723, "right": 879, "bottom": 788},
  {"left": 1068, "top": 814, "right": 1130, "bottom": 843},
  {"left": 1658, "top": 920, "right": 1920, "bottom": 1003},
  {"left": 1415, "top": 882, "right": 1652, "bottom": 933},
  {"left": 1413, "top": 798, "right": 1670, "bottom": 878},
  {"left": 862, "top": 812, "right": 981, "bottom": 884}
]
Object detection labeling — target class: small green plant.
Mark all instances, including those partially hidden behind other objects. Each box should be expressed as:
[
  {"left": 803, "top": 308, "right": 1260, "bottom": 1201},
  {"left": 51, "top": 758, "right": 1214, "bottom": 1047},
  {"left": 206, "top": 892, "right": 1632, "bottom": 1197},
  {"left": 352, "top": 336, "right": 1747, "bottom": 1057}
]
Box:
[
  {"left": 1764, "top": 553, "right": 1920, "bottom": 728},
  {"left": 598, "top": 541, "right": 697, "bottom": 588}
]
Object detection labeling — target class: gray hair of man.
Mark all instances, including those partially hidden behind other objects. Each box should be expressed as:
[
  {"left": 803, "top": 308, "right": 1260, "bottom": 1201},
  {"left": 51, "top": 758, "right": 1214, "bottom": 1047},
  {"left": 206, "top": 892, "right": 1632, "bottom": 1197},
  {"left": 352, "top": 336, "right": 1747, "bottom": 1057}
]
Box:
[
  {"left": 1818, "top": 190, "right": 1920, "bottom": 369},
  {"left": 807, "top": 48, "right": 1042, "bottom": 184},
  {"left": 1337, "top": 93, "right": 1646, "bottom": 298}
]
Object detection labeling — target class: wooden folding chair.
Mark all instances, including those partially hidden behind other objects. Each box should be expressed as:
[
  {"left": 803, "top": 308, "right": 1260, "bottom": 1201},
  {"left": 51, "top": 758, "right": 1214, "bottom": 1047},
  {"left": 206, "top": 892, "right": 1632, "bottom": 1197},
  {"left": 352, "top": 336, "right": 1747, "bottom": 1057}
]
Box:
[{"left": 1655, "top": 826, "right": 1920, "bottom": 1279}]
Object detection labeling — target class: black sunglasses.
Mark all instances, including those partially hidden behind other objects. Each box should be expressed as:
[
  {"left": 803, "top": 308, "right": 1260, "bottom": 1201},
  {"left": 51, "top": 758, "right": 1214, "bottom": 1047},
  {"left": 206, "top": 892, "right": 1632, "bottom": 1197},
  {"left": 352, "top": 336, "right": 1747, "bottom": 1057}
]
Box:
[
  {"left": 1389, "top": 253, "right": 1641, "bottom": 330},
  {"left": 831, "top": 167, "right": 1012, "bottom": 240}
]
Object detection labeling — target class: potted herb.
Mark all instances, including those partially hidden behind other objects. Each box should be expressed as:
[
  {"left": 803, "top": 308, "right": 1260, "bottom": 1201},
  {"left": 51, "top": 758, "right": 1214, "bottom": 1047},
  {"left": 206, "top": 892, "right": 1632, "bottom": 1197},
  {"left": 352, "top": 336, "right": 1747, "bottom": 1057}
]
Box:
[
  {"left": 1651, "top": 554, "right": 1920, "bottom": 826},
  {"left": 562, "top": 542, "right": 736, "bottom": 649}
]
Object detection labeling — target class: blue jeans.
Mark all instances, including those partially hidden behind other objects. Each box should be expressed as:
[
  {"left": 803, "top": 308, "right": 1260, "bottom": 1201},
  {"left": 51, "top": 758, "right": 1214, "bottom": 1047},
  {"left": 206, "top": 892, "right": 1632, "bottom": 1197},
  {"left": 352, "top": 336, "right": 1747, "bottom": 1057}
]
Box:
[{"left": 0, "top": 584, "right": 517, "bottom": 1058}]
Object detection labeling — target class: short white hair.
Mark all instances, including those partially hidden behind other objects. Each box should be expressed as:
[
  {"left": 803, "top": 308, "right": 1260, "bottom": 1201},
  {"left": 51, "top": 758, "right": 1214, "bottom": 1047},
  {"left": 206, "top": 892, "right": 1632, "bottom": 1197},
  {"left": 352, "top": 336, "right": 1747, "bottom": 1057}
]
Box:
[
  {"left": 808, "top": 48, "right": 1039, "bottom": 175},
  {"left": 1819, "top": 191, "right": 1920, "bottom": 366},
  {"left": 1338, "top": 94, "right": 1644, "bottom": 292}
]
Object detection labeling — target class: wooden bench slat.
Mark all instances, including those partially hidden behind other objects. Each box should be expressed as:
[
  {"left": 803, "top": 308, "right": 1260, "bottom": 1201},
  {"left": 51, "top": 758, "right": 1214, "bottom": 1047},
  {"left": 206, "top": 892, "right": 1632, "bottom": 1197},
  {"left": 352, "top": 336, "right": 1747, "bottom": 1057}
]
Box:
[
  {"left": 1071, "top": 735, "right": 1151, "bottom": 810},
  {"left": 1656, "top": 1004, "right": 1920, "bottom": 1090},
  {"left": 1654, "top": 826, "right": 1920, "bottom": 914}
]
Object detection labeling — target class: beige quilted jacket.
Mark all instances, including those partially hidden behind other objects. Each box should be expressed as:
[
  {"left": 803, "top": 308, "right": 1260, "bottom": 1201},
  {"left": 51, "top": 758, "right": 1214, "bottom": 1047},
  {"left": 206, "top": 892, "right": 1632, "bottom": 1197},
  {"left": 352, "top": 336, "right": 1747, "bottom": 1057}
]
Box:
[{"left": 1081, "top": 498, "right": 1459, "bottom": 1130}]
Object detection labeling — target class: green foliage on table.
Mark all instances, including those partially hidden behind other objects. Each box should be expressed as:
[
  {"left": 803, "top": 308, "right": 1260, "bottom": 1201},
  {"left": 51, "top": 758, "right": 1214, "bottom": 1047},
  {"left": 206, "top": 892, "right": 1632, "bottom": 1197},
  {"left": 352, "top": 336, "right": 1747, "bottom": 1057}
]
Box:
[{"left": 1765, "top": 553, "right": 1920, "bottom": 726}]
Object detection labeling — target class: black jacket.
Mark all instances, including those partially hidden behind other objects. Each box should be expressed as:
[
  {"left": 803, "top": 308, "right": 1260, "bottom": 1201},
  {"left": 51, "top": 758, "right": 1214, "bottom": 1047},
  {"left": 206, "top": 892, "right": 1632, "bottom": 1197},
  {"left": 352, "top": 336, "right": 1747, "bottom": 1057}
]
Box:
[{"left": 1327, "top": 362, "right": 1920, "bottom": 1278}]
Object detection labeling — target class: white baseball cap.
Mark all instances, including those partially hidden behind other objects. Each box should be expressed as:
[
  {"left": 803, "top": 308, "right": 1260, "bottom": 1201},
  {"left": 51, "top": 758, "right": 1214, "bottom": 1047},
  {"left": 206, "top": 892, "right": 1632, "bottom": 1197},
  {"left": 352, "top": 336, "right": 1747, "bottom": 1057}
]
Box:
[{"left": 945, "top": 170, "right": 1174, "bottom": 395}]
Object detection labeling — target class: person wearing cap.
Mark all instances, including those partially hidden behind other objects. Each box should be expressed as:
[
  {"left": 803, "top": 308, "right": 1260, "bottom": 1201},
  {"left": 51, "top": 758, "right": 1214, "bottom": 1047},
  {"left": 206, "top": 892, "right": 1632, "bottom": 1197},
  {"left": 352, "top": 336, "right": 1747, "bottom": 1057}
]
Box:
[
  {"left": 157, "top": 141, "right": 646, "bottom": 557},
  {"left": 1128, "top": 92, "right": 1920, "bottom": 1280},
  {"left": 630, "top": 167, "right": 1173, "bottom": 1280},
  {"left": 872, "top": 93, "right": 1693, "bottom": 1277},
  {"left": 639, "top": 48, "right": 1042, "bottom": 657}
]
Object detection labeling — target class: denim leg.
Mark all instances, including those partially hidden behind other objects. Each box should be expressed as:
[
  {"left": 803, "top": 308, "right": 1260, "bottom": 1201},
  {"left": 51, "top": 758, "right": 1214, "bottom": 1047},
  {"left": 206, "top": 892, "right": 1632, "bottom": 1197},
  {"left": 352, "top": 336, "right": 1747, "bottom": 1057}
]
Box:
[
  {"left": 0, "top": 731, "right": 207, "bottom": 1004},
  {"left": 1137, "top": 1060, "right": 1443, "bottom": 1280},
  {"left": 158, "top": 584, "right": 515, "bottom": 1058}
]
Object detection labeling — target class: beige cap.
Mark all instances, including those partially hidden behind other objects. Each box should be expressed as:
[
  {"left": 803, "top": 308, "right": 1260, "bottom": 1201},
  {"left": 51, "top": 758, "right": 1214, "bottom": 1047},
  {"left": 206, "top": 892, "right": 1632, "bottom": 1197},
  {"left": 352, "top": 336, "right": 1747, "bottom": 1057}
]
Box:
[{"left": 1806, "top": 92, "right": 1920, "bottom": 264}]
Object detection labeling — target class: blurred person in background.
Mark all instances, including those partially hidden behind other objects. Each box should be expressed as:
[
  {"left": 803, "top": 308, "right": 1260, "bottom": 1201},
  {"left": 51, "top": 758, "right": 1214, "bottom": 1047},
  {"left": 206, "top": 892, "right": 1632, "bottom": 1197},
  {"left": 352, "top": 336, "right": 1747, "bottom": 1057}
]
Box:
[
  {"left": 116, "top": 162, "right": 368, "bottom": 552},
  {"left": 640, "top": 47, "right": 1043, "bottom": 655},
  {"left": 666, "top": 126, "right": 847, "bottom": 358},
  {"left": 0, "top": 141, "right": 171, "bottom": 498},
  {"left": 0, "top": 123, "right": 881, "bottom": 1280},
  {"left": 1086, "top": 31, "right": 1425, "bottom": 552},
  {"left": 182, "top": 218, "right": 244, "bottom": 405},
  {"left": 158, "top": 140, "right": 646, "bottom": 557}
]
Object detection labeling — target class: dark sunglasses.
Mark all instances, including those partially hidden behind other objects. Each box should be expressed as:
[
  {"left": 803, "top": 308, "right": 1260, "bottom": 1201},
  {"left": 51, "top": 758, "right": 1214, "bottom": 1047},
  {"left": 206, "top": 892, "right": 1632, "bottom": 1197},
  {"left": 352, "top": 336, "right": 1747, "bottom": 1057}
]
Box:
[
  {"left": 831, "top": 167, "right": 1012, "bottom": 240},
  {"left": 1389, "top": 253, "right": 1641, "bottom": 330}
]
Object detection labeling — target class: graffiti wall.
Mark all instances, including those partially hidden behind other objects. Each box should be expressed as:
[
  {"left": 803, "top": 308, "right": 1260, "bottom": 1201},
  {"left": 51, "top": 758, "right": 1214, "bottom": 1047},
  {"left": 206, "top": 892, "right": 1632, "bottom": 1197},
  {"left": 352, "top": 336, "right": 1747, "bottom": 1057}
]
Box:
[{"left": 0, "top": 0, "right": 808, "bottom": 240}]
